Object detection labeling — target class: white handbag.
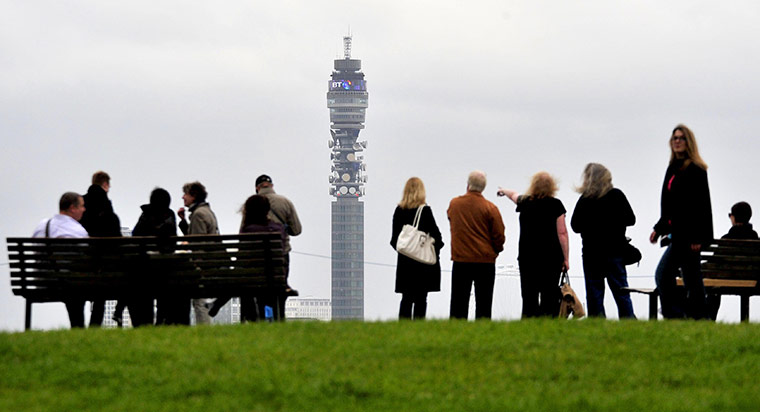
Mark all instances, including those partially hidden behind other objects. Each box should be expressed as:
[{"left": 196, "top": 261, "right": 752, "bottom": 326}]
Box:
[{"left": 396, "top": 205, "right": 437, "bottom": 265}]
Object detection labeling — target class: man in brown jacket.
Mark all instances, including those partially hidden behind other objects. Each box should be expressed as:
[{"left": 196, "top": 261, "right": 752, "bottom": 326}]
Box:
[{"left": 448, "top": 171, "right": 506, "bottom": 319}]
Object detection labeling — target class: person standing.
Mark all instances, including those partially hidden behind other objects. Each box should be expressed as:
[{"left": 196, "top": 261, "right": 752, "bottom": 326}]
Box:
[
  {"left": 498, "top": 172, "right": 569, "bottom": 318},
  {"left": 254, "top": 174, "right": 302, "bottom": 319},
  {"left": 178, "top": 181, "right": 219, "bottom": 325},
  {"left": 132, "top": 188, "right": 180, "bottom": 326},
  {"left": 650, "top": 124, "right": 713, "bottom": 320},
  {"left": 571, "top": 163, "right": 636, "bottom": 319},
  {"left": 448, "top": 171, "right": 505, "bottom": 320},
  {"left": 32, "top": 192, "right": 89, "bottom": 328},
  {"left": 80, "top": 171, "right": 122, "bottom": 327},
  {"left": 238, "top": 195, "right": 288, "bottom": 322},
  {"left": 390, "top": 177, "right": 444, "bottom": 320}
]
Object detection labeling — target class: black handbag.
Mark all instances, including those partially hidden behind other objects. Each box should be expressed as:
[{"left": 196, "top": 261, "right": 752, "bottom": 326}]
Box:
[{"left": 622, "top": 237, "right": 642, "bottom": 266}]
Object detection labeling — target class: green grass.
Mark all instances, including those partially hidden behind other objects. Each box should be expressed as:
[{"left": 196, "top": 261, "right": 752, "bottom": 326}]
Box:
[{"left": 2, "top": 319, "right": 760, "bottom": 411}]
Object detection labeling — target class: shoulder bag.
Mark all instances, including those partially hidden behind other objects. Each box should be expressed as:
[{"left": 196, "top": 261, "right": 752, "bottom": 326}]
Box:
[
  {"left": 395, "top": 205, "right": 436, "bottom": 265},
  {"left": 558, "top": 271, "right": 585, "bottom": 319}
]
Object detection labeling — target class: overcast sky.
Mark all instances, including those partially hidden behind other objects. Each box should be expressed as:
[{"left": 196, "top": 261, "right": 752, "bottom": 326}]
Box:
[{"left": 2, "top": 1, "right": 759, "bottom": 331}]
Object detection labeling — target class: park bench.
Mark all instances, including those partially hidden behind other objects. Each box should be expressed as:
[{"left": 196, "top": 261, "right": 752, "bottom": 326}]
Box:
[
  {"left": 6, "top": 232, "right": 296, "bottom": 330},
  {"left": 625, "top": 239, "right": 760, "bottom": 321}
]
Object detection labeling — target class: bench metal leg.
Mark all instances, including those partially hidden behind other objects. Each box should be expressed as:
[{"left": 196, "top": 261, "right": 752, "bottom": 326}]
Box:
[
  {"left": 25, "top": 300, "right": 32, "bottom": 331},
  {"left": 648, "top": 294, "right": 658, "bottom": 321},
  {"left": 741, "top": 295, "right": 750, "bottom": 322}
]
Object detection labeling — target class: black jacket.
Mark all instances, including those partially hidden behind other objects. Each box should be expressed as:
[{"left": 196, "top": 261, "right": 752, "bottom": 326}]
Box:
[
  {"left": 80, "top": 184, "right": 121, "bottom": 237},
  {"left": 653, "top": 160, "right": 713, "bottom": 245},
  {"left": 390, "top": 205, "right": 444, "bottom": 294},
  {"left": 133, "top": 204, "right": 177, "bottom": 237},
  {"left": 571, "top": 188, "right": 635, "bottom": 258},
  {"left": 722, "top": 224, "right": 758, "bottom": 240}
]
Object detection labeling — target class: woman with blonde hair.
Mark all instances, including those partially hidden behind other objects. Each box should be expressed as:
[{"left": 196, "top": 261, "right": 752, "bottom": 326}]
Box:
[
  {"left": 650, "top": 124, "right": 713, "bottom": 319},
  {"left": 571, "top": 163, "right": 636, "bottom": 318},
  {"left": 390, "top": 177, "right": 444, "bottom": 320},
  {"left": 498, "top": 172, "right": 569, "bottom": 318}
]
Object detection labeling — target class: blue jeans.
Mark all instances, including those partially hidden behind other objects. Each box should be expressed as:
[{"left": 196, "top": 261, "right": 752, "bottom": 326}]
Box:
[
  {"left": 654, "top": 244, "right": 706, "bottom": 319},
  {"left": 582, "top": 256, "right": 635, "bottom": 319}
]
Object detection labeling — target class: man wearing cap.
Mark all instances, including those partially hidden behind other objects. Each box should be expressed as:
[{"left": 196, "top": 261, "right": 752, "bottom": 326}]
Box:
[{"left": 255, "top": 174, "right": 302, "bottom": 319}]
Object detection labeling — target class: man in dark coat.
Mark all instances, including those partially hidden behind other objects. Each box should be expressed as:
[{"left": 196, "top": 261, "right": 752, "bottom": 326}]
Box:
[{"left": 80, "top": 171, "right": 122, "bottom": 327}]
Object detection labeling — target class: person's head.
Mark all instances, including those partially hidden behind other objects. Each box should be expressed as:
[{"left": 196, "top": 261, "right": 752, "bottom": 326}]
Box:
[
  {"left": 526, "top": 171, "right": 558, "bottom": 199},
  {"left": 670, "top": 124, "right": 707, "bottom": 169},
  {"left": 149, "top": 187, "right": 171, "bottom": 210},
  {"left": 467, "top": 171, "right": 487, "bottom": 193},
  {"left": 255, "top": 174, "right": 273, "bottom": 193},
  {"left": 182, "top": 181, "right": 207, "bottom": 206},
  {"left": 92, "top": 171, "right": 111, "bottom": 192},
  {"left": 730, "top": 201, "right": 752, "bottom": 225},
  {"left": 576, "top": 163, "right": 613, "bottom": 199},
  {"left": 399, "top": 177, "right": 426, "bottom": 209},
  {"left": 59, "top": 192, "right": 85, "bottom": 221},
  {"left": 242, "top": 195, "right": 271, "bottom": 226}
]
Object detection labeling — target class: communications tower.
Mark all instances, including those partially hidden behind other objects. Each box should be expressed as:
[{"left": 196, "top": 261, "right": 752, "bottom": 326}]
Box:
[{"left": 327, "top": 35, "right": 368, "bottom": 320}]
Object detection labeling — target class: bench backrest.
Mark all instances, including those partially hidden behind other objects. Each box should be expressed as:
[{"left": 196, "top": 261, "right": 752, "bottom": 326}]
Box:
[
  {"left": 7, "top": 232, "right": 286, "bottom": 302},
  {"left": 701, "top": 239, "right": 760, "bottom": 280}
]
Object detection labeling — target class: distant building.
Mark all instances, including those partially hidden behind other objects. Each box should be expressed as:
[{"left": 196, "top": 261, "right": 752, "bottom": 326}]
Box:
[
  {"left": 286, "top": 297, "right": 332, "bottom": 321},
  {"left": 211, "top": 298, "right": 240, "bottom": 325},
  {"left": 327, "top": 34, "right": 368, "bottom": 320},
  {"left": 102, "top": 300, "right": 131, "bottom": 328}
]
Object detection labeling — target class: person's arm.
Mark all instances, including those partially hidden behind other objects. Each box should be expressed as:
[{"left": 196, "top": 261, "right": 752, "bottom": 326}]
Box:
[
  {"left": 652, "top": 169, "right": 671, "bottom": 243},
  {"left": 390, "top": 207, "right": 403, "bottom": 249},
  {"left": 557, "top": 214, "right": 569, "bottom": 271},
  {"left": 423, "top": 206, "right": 444, "bottom": 252},
  {"left": 285, "top": 200, "right": 302, "bottom": 237},
  {"left": 570, "top": 197, "right": 584, "bottom": 234},
  {"left": 177, "top": 208, "right": 188, "bottom": 235},
  {"left": 617, "top": 190, "right": 636, "bottom": 227},
  {"left": 496, "top": 187, "right": 520, "bottom": 204},
  {"left": 691, "top": 168, "right": 713, "bottom": 251},
  {"left": 491, "top": 207, "right": 506, "bottom": 254}
]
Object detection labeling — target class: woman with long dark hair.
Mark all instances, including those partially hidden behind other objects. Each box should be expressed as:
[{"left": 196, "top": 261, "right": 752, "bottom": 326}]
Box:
[
  {"left": 498, "top": 172, "right": 569, "bottom": 318},
  {"left": 571, "top": 163, "right": 636, "bottom": 319},
  {"left": 390, "top": 177, "right": 443, "bottom": 320},
  {"left": 650, "top": 124, "right": 713, "bottom": 319}
]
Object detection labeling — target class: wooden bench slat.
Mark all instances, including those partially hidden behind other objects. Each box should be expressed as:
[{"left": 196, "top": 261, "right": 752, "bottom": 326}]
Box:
[{"left": 676, "top": 278, "right": 758, "bottom": 288}]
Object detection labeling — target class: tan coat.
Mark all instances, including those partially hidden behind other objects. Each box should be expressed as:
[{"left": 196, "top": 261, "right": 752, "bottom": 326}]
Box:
[
  {"left": 258, "top": 186, "right": 301, "bottom": 254},
  {"left": 181, "top": 202, "right": 219, "bottom": 235},
  {"left": 447, "top": 191, "right": 505, "bottom": 263}
]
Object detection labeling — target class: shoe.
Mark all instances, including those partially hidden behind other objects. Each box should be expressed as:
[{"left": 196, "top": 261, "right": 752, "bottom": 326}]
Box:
[{"left": 112, "top": 315, "right": 123, "bottom": 328}]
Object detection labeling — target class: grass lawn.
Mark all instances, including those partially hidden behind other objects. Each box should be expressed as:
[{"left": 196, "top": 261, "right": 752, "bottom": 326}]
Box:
[{"left": 1, "top": 319, "right": 759, "bottom": 411}]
